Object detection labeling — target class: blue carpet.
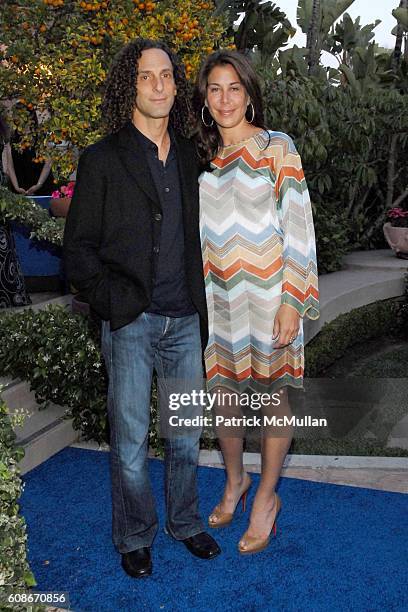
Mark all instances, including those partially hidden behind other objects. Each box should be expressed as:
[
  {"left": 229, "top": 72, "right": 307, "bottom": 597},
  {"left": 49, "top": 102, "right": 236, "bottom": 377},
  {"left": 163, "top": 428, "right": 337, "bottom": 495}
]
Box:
[{"left": 21, "top": 448, "right": 407, "bottom": 612}]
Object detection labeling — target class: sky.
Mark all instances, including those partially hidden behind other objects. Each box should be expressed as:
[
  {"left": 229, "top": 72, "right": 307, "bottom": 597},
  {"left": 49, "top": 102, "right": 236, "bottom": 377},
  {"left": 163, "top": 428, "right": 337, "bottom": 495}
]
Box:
[{"left": 269, "top": 0, "right": 398, "bottom": 65}]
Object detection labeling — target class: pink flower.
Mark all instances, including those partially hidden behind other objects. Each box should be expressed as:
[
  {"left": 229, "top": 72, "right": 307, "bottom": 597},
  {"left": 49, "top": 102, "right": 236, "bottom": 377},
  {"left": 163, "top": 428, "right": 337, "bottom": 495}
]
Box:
[
  {"left": 51, "top": 182, "right": 75, "bottom": 199},
  {"left": 387, "top": 206, "right": 408, "bottom": 228},
  {"left": 387, "top": 207, "right": 408, "bottom": 219}
]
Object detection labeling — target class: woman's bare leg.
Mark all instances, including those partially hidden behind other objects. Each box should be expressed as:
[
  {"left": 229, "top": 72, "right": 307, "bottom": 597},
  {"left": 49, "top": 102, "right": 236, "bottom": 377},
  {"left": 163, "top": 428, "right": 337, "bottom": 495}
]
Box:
[
  {"left": 209, "top": 389, "right": 251, "bottom": 519},
  {"left": 239, "top": 388, "right": 293, "bottom": 544}
]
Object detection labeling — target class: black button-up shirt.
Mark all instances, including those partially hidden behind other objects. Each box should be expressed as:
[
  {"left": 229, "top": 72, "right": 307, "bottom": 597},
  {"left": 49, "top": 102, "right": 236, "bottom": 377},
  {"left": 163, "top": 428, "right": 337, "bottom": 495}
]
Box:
[{"left": 133, "top": 126, "right": 196, "bottom": 317}]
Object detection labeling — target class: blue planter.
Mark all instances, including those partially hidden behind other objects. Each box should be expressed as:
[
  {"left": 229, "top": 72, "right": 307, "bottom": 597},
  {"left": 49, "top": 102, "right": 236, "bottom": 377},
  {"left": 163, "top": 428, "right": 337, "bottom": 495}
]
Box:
[{"left": 11, "top": 195, "right": 62, "bottom": 278}]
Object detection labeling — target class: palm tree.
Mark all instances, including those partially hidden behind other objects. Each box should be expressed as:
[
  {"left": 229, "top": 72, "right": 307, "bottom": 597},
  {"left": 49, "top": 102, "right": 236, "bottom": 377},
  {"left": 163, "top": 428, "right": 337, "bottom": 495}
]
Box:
[
  {"left": 307, "top": 0, "right": 320, "bottom": 74},
  {"left": 392, "top": 0, "right": 408, "bottom": 71},
  {"left": 297, "top": 0, "right": 355, "bottom": 75},
  {"left": 214, "top": 1, "right": 295, "bottom": 59}
]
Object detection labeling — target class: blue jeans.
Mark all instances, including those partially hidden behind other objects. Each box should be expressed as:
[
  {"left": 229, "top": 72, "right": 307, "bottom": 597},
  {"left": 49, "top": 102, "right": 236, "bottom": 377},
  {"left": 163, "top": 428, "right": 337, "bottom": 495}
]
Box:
[{"left": 101, "top": 312, "right": 205, "bottom": 553}]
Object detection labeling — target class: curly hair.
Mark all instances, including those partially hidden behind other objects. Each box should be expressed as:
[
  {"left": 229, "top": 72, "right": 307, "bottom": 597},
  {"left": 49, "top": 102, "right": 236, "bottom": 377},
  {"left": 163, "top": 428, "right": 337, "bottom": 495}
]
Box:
[
  {"left": 102, "top": 38, "right": 191, "bottom": 136},
  {"left": 193, "top": 50, "right": 268, "bottom": 165}
]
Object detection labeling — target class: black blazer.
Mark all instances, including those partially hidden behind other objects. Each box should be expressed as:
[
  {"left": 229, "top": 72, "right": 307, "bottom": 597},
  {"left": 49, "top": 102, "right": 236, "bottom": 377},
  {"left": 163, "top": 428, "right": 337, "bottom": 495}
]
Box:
[{"left": 63, "top": 122, "right": 208, "bottom": 347}]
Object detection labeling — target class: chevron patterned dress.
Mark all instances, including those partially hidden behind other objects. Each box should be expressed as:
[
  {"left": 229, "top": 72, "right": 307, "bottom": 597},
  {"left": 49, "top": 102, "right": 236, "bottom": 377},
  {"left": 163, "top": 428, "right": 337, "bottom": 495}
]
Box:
[{"left": 199, "top": 130, "right": 319, "bottom": 394}]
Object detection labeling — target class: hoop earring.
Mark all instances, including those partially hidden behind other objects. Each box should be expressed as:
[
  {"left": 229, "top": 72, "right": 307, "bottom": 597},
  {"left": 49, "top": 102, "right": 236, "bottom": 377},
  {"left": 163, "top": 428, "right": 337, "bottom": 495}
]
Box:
[
  {"left": 246, "top": 102, "right": 255, "bottom": 124},
  {"left": 201, "top": 105, "right": 214, "bottom": 128}
]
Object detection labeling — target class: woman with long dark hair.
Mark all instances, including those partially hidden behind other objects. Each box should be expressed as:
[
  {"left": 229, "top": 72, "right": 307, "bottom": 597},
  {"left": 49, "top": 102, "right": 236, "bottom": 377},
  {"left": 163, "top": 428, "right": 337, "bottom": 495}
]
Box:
[
  {"left": 195, "top": 50, "right": 319, "bottom": 554},
  {"left": 0, "top": 113, "right": 31, "bottom": 307}
]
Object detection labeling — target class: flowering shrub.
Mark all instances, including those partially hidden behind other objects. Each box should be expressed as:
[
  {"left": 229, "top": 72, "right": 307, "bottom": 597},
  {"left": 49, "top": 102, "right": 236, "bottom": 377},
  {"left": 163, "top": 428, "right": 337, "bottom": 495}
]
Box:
[
  {"left": 51, "top": 181, "right": 75, "bottom": 199},
  {"left": 0, "top": 0, "right": 231, "bottom": 179},
  {"left": 387, "top": 207, "right": 408, "bottom": 228},
  {"left": 0, "top": 393, "right": 44, "bottom": 612},
  {"left": 0, "top": 305, "right": 163, "bottom": 452},
  {"left": 0, "top": 306, "right": 107, "bottom": 443}
]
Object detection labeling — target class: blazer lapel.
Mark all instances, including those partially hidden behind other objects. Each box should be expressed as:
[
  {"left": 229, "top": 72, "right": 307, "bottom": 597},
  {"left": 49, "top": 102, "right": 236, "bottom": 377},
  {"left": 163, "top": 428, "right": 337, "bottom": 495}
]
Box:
[{"left": 115, "top": 123, "right": 160, "bottom": 206}]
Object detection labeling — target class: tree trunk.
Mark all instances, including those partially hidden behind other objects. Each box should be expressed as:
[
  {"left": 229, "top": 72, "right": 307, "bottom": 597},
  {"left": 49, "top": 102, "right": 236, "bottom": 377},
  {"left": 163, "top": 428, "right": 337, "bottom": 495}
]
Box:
[
  {"left": 392, "top": 186, "right": 408, "bottom": 208},
  {"left": 392, "top": 0, "right": 408, "bottom": 72},
  {"left": 386, "top": 134, "right": 398, "bottom": 209},
  {"left": 307, "top": 0, "right": 321, "bottom": 75}
]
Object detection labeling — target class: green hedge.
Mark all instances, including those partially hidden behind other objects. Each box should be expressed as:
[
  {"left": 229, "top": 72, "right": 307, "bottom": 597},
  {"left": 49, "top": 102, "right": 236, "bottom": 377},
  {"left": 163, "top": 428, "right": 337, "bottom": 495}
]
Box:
[
  {"left": 0, "top": 305, "right": 163, "bottom": 452},
  {"left": 0, "top": 306, "right": 107, "bottom": 443},
  {"left": 0, "top": 393, "right": 44, "bottom": 612},
  {"left": 261, "top": 72, "right": 408, "bottom": 261},
  {"left": 305, "top": 295, "right": 408, "bottom": 377}
]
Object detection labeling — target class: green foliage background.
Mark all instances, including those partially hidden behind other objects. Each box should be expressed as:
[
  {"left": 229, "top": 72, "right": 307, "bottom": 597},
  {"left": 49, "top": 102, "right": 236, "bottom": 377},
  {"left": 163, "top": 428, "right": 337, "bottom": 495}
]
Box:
[{"left": 0, "top": 0, "right": 230, "bottom": 178}]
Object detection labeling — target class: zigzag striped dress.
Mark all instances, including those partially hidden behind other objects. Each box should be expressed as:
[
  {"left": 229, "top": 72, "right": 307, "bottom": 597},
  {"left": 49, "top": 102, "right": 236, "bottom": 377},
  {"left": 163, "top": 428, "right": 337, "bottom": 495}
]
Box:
[{"left": 199, "top": 130, "right": 319, "bottom": 394}]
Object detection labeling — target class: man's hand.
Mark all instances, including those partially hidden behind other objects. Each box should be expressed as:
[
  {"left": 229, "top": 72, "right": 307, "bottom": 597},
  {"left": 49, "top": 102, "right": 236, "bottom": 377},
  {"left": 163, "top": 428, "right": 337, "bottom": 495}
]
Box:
[
  {"left": 15, "top": 186, "right": 26, "bottom": 194},
  {"left": 273, "top": 304, "right": 300, "bottom": 348}
]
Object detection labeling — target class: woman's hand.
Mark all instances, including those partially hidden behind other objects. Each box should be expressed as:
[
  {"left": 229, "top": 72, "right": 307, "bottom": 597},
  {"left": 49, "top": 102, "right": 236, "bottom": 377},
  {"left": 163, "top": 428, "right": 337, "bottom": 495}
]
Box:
[
  {"left": 273, "top": 304, "right": 300, "bottom": 348},
  {"left": 15, "top": 186, "right": 26, "bottom": 194},
  {"left": 25, "top": 183, "right": 41, "bottom": 195}
]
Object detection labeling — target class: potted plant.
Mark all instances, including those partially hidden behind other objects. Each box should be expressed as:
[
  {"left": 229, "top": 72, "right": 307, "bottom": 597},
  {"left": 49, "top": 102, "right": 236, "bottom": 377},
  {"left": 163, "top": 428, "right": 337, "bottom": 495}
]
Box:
[
  {"left": 50, "top": 181, "right": 75, "bottom": 218},
  {"left": 383, "top": 207, "right": 408, "bottom": 259}
]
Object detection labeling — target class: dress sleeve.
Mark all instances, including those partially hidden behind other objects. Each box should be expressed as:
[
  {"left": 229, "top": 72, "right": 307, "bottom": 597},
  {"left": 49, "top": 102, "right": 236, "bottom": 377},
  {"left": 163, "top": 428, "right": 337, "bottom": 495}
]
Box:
[{"left": 276, "top": 141, "right": 319, "bottom": 320}]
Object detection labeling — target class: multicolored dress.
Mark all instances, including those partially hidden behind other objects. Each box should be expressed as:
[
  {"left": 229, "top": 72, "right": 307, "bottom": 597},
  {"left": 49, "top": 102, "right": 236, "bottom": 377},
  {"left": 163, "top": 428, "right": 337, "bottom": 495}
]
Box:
[{"left": 199, "top": 130, "right": 319, "bottom": 393}]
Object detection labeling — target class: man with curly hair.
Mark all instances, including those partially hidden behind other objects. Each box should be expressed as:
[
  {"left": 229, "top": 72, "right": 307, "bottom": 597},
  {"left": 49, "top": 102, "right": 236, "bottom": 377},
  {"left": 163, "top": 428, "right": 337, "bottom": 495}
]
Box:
[{"left": 64, "top": 39, "right": 220, "bottom": 578}]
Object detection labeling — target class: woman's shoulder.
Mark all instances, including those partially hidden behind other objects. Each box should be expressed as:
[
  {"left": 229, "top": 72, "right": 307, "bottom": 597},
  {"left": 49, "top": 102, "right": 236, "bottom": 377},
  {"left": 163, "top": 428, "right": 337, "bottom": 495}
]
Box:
[
  {"left": 253, "top": 131, "right": 301, "bottom": 174},
  {"left": 258, "top": 130, "right": 298, "bottom": 156}
]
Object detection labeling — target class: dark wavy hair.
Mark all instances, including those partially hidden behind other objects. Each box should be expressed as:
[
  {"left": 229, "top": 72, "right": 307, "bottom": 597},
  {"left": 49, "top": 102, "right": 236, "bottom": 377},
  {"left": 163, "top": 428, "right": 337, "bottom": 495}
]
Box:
[
  {"left": 102, "top": 39, "right": 191, "bottom": 135},
  {"left": 194, "top": 50, "right": 268, "bottom": 165}
]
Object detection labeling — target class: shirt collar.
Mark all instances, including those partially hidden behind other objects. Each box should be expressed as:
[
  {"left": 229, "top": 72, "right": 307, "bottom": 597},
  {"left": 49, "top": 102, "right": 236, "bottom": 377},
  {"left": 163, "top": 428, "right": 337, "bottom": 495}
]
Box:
[{"left": 129, "top": 122, "right": 176, "bottom": 154}]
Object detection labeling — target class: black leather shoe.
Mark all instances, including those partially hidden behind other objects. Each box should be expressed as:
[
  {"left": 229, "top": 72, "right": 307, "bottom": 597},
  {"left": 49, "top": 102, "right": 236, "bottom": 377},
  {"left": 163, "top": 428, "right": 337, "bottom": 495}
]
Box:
[
  {"left": 121, "top": 547, "right": 152, "bottom": 578},
  {"left": 181, "top": 532, "right": 221, "bottom": 559}
]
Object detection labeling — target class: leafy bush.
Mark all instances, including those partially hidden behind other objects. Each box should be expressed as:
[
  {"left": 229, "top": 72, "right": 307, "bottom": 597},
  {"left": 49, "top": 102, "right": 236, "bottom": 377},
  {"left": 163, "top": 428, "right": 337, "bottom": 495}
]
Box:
[
  {"left": 0, "top": 394, "right": 43, "bottom": 612},
  {"left": 0, "top": 305, "right": 163, "bottom": 452},
  {"left": 323, "top": 87, "right": 408, "bottom": 250},
  {"left": 0, "top": 306, "right": 108, "bottom": 443},
  {"left": 260, "top": 69, "right": 408, "bottom": 267}
]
